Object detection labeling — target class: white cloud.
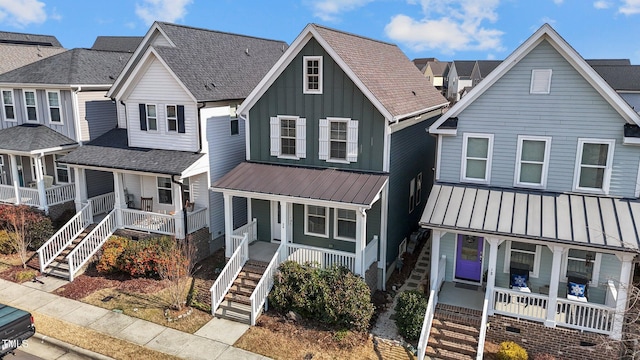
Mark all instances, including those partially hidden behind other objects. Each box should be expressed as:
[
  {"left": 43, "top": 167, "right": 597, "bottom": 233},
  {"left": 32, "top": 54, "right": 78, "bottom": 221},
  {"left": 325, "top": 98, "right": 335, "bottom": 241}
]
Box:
[
  {"left": 594, "top": 0, "right": 611, "bottom": 9},
  {"left": 135, "top": 0, "right": 193, "bottom": 26},
  {"left": 0, "top": 0, "right": 47, "bottom": 27},
  {"left": 309, "top": 0, "right": 373, "bottom": 22},
  {"left": 619, "top": 0, "right": 640, "bottom": 14},
  {"left": 384, "top": 0, "right": 504, "bottom": 55}
]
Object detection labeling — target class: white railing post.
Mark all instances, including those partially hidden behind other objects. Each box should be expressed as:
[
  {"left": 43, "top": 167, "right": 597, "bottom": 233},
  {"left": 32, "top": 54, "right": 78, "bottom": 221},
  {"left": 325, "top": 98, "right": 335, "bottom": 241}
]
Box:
[
  {"left": 9, "top": 155, "right": 20, "bottom": 205},
  {"left": 545, "top": 245, "right": 564, "bottom": 327},
  {"left": 249, "top": 243, "right": 284, "bottom": 325},
  {"left": 224, "top": 194, "right": 233, "bottom": 258},
  {"left": 210, "top": 233, "right": 249, "bottom": 314},
  {"left": 476, "top": 295, "right": 490, "bottom": 359},
  {"left": 67, "top": 209, "right": 118, "bottom": 281}
]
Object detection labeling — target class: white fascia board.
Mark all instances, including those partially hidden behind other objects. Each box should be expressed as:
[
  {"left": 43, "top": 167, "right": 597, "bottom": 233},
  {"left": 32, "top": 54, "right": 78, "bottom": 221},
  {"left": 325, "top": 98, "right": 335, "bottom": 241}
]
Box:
[
  {"left": 181, "top": 154, "right": 209, "bottom": 178},
  {"left": 30, "top": 144, "right": 79, "bottom": 155},
  {"left": 623, "top": 137, "right": 640, "bottom": 146}
]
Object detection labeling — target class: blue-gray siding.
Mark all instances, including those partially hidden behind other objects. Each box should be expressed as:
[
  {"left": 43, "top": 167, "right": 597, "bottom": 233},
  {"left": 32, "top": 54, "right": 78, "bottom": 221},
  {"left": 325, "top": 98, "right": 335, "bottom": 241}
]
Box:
[
  {"left": 86, "top": 170, "right": 114, "bottom": 198},
  {"left": 85, "top": 99, "right": 117, "bottom": 141}
]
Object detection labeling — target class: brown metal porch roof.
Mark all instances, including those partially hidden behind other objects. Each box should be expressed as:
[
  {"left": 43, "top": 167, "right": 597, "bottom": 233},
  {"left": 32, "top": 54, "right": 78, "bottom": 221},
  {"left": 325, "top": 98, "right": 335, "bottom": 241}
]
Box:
[{"left": 212, "top": 162, "right": 388, "bottom": 207}]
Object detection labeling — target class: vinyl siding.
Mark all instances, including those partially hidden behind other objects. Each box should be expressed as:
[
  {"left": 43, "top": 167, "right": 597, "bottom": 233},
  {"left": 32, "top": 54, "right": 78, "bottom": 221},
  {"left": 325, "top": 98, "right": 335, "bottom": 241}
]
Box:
[
  {"left": 249, "top": 38, "right": 386, "bottom": 172},
  {"left": 440, "top": 232, "right": 456, "bottom": 282},
  {"left": 125, "top": 56, "right": 198, "bottom": 152},
  {"left": 439, "top": 40, "right": 638, "bottom": 198},
  {"left": 86, "top": 170, "right": 114, "bottom": 198},
  {"left": 77, "top": 90, "right": 116, "bottom": 142}
]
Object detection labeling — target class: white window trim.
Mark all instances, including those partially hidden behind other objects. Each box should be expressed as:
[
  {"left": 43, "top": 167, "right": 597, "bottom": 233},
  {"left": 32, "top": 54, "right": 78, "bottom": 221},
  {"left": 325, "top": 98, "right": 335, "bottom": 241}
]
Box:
[
  {"left": 166, "top": 104, "right": 177, "bottom": 132},
  {"left": 513, "top": 135, "right": 552, "bottom": 189},
  {"left": 303, "top": 56, "right": 323, "bottom": 94},
  {"left": 333, "top": 208, "right": 356, "bottom": 242},
  {"left": 530, "top": 69, "right": 552, "bottom": 94},
  {"left": 319, "top": 117, "right": 359, "bottom": 164},
  {"left": 460, "top": 133, "right": 494, "bottom": 184},
  {"left": 560, "top": 250, "right": 601, "bottom": 286},
  {"left": 1, "top": 89, "right": 16, "bottom": 122},
  {"left": 572, "top": 138, "right": 615, "bottom": 195},
  {"left": 146, "top": 104, "right": 158, "bottom": 131},
  {"left": 54, "top": 154, "right": 69, "bottom": 184},
  {"left": 304, "top": 205, "right": 328, "bottom": 238},
  {"left": 46, "top": 90, "right": 63, "bottom": 124},
  {"left": 157, "top": 176, "right": 173, "bottom": 205},
  {"left": 270, "top": 115, "right": 306, "bottom": 160},
  {"left": 23, "top": 90, "right": 39, "bottom": 123},
  {"left": 409, "top": 178, "right": 415, "bottom": 213},
  {"left": 416, "top": 172, "right": 423, "bottom": 206},
  {"left": 503, "top": 240, "right": 541, "bottom": 278}
]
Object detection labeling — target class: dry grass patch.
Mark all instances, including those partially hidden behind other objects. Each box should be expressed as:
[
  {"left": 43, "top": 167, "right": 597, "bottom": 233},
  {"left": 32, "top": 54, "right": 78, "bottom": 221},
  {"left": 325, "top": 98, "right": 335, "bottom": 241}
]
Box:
[
  {"left": 82, "top": 285, "right": 212, "bottom": 333},
  {"left": 34, "top": 312, "right": 179, "bottom": 360}
]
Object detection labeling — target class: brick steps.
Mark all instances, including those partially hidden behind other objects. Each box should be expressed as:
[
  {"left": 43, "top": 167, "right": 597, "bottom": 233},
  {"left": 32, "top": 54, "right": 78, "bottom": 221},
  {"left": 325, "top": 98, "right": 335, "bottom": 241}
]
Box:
[
  {"left": 215, "top": 260, "right": 269, "bottom": 324},
  {"left": 424, "top": 304, "right": 482, "bottom": 360}
]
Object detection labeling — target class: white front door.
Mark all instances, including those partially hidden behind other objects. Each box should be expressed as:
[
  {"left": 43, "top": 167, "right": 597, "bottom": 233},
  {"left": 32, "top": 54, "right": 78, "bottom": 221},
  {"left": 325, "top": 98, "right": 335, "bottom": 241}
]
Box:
[{"left": 271, "top": 201, "right": 281, "bottom": 242}]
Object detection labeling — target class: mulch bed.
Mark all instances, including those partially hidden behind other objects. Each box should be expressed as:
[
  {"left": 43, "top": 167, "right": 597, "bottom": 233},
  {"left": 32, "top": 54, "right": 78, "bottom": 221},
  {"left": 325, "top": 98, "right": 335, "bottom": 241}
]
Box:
[{"left": 188, "top": 248, "right": 226, "bottom": 311}]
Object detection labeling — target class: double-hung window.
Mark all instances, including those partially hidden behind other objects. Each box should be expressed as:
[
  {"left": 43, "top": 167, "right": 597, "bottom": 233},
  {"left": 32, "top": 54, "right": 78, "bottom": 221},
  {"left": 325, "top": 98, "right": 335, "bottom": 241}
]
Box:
[
  {"left": 54, "top": 154, "right": 69, "bottom": 183},
  {"left": 305, "top": 205, "right": 328, "bottom": 237},
  {"left": 24, "top": 90, "right": 38, "bottom": 122},
  {"left": 280, "top": 118, "right": 296, "bottom": 156},
  {"left": 504, "top": 241, "right": 541, "bottom": 278},
  {"left": 330, "top": 120, "right": 347, "bottom": 159},
  {"left": 47, "top": 91, "right": 62, "bottom": 123},
  {"left": 514, "top": 136, "right": 551, "bottom": 188},
  {"left": 335, "top": 209, "right": 356, "bottom": 241},
  {"left": 157, "top": 177, "right": 172, "bottom": 204},
  {"left": 182, "top": 177, "right": 191, "bottom": 203},
  {"left": 562, "top": 249, "right": 600, "bottom": 284},
  {"left": 461, "top": 133, "right": 493, "bottom": 183},
  {"left": 166, "top": 105, "right": 177, "bottom": 132},
  {"left": 573, "top": 139, "right": 615, "bottom": 194},
  {"left": 319, "top": 117, "right": 358, "bottom": 163},
  {"left": 303, "top": 56, "right": 322, "bottom": 94},
  {"left": 1, "top": 90, "right": 15, "bottom": 121},
  {"left": 270, "top": 115, "right": 306, "bottom": 159},
  {"left": 146, "top": 104, "right": 157, "bottom": 131}
]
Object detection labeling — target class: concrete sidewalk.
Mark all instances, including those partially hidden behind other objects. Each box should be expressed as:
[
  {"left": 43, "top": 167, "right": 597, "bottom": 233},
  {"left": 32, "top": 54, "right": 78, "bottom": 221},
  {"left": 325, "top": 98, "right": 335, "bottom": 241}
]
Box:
[{"left": 0, "top": 278, "right": 269, "bottom": 360}]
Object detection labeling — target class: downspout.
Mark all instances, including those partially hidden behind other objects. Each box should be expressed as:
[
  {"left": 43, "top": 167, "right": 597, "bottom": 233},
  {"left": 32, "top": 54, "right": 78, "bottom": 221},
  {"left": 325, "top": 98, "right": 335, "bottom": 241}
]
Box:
[
  {"left": 196, "top": 102, "right": 206, "bottom": 153},
  {"left": 72, "top": 86, "right": 82, "bottom": 143},
  {"left": 119, "top": 101, "right": 126, "bottom": 129},
  {"left": 171, "top": 175, "right": 188, "bottom": 240}
]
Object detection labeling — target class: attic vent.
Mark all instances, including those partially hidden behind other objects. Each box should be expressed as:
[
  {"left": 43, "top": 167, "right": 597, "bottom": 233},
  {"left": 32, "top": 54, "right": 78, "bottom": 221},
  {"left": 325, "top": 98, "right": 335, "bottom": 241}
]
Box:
[{"left": 530, "top": 69, "right": 552, "bottom": 94}]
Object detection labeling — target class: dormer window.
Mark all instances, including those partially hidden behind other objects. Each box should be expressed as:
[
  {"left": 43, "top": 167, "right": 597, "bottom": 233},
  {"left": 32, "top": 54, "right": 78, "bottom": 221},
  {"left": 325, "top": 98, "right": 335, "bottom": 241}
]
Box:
[
  {"left": 138, "top": 103, "right": 157, "bottom": 131},
  {"left": 303, "top": 56, "right": 322, "bottom": 94},
  {"left": 530, "top": 69, "right": 552, "bottom": 94}
]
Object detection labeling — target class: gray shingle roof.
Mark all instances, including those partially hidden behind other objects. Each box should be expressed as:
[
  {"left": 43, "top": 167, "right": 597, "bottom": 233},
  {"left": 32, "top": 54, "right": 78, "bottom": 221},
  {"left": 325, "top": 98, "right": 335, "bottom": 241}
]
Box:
[
  {"left": 476, "top": 60, "right": 502, "bottom": 77},
  {"left": 0, "top": 48, "right": 131, "bottom": 85},
  {"left": 0, "top": 31, "right": 62, "bottom": 47},
  {"left": 91, "top": 36, "right": 143, "bottom": 53},
  {"left": 452, "top": 60, "right": 476, "bottom": 77},
  {"left": 312, "top": 24, "right": 448, "bottom": 118},
  {"left": 150, "top": 22, "right": 288, "bottom": 102},
  {"left": 592, "top": 65, "right": 640, "bottom": 92},
  {"left": 58, "top": 128, "right": 204, "bottom": 175},
  {"left": 586, "top": 59, "right": 631, "bottom": 66},
  {"left": 0, "top": 124, "right": 76, "bottom": 152}
]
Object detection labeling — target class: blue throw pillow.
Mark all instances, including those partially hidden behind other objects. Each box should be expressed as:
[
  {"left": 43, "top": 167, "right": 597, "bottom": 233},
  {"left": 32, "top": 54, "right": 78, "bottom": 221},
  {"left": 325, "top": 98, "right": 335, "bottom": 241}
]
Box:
[
  {"left": 511, "top": 274, "right": 528, "bottom": 288},
  {"left": 568, "top": 282, "right": 586, "bottom": 298}
]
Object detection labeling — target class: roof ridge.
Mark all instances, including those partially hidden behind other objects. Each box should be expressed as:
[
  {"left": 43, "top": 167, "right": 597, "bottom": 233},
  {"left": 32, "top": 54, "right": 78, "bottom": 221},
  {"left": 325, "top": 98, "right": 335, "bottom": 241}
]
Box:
[
  {"left": 311, "top": 23, "right": 397, "bottom": 47},
  {"left": 156, "top": 21, "right": 287, "bottom": 44}
]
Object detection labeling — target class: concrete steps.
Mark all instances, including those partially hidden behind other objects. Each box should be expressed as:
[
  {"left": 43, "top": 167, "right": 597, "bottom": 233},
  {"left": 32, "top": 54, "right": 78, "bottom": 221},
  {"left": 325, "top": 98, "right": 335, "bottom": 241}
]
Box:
[
  {"left": 215, "top": 260, "right": 269, "bottom": 324},
  {"left": 425, "top": 304, "right": 482, "bottom": 360}
]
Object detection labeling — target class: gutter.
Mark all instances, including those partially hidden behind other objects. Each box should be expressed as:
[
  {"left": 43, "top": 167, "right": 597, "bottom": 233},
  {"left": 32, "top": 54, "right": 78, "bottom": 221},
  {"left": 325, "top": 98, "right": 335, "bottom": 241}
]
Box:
[
  {"left": 72, "top": 86, "right": 83, "bottom": 143},
  {"left": 391, "top": 101, "right": 450, "bottom": 124},
  {"left": 171, "top": 174, "right": 189, "bottom": 240},
  {"left": 196, "top": 102, "right": 206, "bottom": 153}
]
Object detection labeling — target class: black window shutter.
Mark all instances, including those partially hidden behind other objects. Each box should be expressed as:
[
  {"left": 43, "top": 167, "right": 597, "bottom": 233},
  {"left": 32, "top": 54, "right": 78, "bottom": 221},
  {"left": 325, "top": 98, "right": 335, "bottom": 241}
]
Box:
[
  {"left": 139, "top": 103, "right": 147, "bottom": 131},
  {"left": 177, "top": 105, "right": 185, "bottom": 133}
]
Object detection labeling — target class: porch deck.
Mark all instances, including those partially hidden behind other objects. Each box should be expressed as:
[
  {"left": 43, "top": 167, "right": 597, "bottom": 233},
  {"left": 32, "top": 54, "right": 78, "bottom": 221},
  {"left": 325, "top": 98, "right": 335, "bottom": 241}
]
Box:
[
  {"left": 248, "top": 241, "right": 279, "bottom": 263},
  {"left": 438, "top": 282, "right": 483, "bottom": 311}
]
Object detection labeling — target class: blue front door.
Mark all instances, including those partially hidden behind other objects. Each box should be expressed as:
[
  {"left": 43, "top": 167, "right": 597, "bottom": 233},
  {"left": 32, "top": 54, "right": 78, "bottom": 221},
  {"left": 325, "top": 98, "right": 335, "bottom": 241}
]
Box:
[{"left": 455, "top": 234, "right": 483, "bottom": 282}]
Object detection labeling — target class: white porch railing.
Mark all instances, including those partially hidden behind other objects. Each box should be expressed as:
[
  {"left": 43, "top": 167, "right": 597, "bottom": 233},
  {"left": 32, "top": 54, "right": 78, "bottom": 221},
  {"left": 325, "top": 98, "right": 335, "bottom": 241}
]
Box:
[
  {"left": 364, "top": 235, "right": 378, "bottom": 270},
  {"left": 210, "top": 233, "right": 249, "bottom": 314},
  {"left": 120, "top": 208, "right": 175, "bottom": 235},
  {"left": 556, "top": 298, "right": 614, "bottom": 335},
  {"left": 45, "top": 183, "right": 75, "bottom": 206},
  {"left": 18, "top": 187, "right": 40, "bottom": 207},
  {"left": 37, "top": 202, "right": 93, "bottom": 272},
  {"left": 493, "top": 287, "right": 548, "bottom": 322},
  {"left": 231, "top": 234, "right": 245, "bottom": 253},
  {"left": 476, "top": 294, "right": 491, "bottom": 359},
  {"left": 88, "top": 192, "right": 115, "bottom": 216},
  {"left": 0, "top": 184, "right": 14, "bottom": 203},
  {"left": 67, "top": 209, "right": 118, "bottom": 281},
  {"left": 250, "top": 242, "right": 284, "bottom": 325},
  {"left": 187, "top": 207, "right": 207, "bottom": 234},
  {"left": 232, "top": 218, "right": 257, "bottom": 243},
  {"left": 286, "top": 243, "right": 356, "bottom": 273},
  {"left": 417, "top": 255, "right": 446, "bottom": 360}
]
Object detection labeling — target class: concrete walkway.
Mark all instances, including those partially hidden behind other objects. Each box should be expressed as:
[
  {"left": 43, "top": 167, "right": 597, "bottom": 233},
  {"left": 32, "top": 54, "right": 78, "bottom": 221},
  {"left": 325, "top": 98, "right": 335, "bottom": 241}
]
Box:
[{"left": 0, "top": 278, "right": 269, "bottom": 360}]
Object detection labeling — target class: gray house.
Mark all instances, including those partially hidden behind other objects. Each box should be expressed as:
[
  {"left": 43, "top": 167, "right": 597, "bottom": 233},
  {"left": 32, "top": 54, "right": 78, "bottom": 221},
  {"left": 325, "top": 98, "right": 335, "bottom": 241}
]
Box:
[{"left": 446, "top": 60, "right": 475, "bottom": 101}]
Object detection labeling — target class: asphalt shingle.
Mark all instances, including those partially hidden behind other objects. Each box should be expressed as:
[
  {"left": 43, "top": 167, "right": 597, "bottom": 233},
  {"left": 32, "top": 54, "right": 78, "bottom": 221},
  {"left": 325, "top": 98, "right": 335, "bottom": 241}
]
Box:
[
  {"left": 592, "top": 65, "right": 640, "bottom": 91},
  {"left": 0, "top": 124, "right": 76, "bottom": 152},
  {"left": 91, "top": 36, "right": 143, "bottom": 53}
]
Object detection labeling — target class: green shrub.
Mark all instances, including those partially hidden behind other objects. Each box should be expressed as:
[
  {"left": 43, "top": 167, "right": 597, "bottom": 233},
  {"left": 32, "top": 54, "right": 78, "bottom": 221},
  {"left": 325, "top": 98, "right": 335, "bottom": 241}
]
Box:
[
  {"left": 268, "top": 261, "right": 373, "bottom": 331},
  {"left": 96, "top": 236, "right": 129, "bottom": 274},
  {"left": 496, "top": 341, "right": 528, "bottom": 360},
  {"left": 0, "top": 230, "right": 15, "bottom": 255},
  {"left": 394, "top": 290, "right": 428, "bottom": 340}
]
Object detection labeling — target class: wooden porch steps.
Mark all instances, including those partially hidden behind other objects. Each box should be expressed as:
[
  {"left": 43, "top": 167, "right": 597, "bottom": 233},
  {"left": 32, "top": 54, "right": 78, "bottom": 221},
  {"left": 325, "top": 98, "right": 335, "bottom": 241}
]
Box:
[
  {"left": 215, "top": 260, "right": 269, "bottom": 324},
  {"left": 43, "top": 225, "right": 96, "bottom": 280},
  {"left": 425, "top": 304, "right": 482, "bottom": 360}
]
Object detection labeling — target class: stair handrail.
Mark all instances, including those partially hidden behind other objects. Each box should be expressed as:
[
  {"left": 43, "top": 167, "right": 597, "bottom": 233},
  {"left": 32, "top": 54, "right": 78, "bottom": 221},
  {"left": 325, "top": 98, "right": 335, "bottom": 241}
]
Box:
[
  {"left": 67, "top": 208, "right": 118, "bottom": 281},
  {"left": 37, "top": 202, "right": 92, "bottom": 272},
  {"left": 417, "top": 289, "right": 437, "bottom": 360},
  {"left": 249, "top": 242, "right": 284, "bottom": 325},
  {"left": 476, "top": 293, "right": 491, "bottom": 359},
  {"left": 210, "top": 232, "right": 249, "bottom": 315}
]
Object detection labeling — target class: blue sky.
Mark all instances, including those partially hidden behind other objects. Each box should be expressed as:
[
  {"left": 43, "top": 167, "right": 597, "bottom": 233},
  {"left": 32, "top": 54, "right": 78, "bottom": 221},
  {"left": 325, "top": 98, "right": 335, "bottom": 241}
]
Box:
[{"left": 1, "top": 0, "right": 640, "bottom": 63}]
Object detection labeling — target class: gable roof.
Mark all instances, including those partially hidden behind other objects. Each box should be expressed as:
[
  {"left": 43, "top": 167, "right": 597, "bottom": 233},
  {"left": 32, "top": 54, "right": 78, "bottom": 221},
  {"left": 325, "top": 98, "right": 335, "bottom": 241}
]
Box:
[
  {"left": 475, "top": 60, "right": 502, "bottom": 78},
  {"left": 108, "top": 22, "right": 288, "bottom": 102},
  {"left": 592, "top": 65, "right": 640, "bottom": 92},
  {"left": 0, "top": 48, "right": 131, "bottom": 86},
  {"left": 0, "top": 124, "right": 77, "bottom": 153},
  {"left": 586, "top": 59, "right": 631, "bottom": 66},
  {"left": 91, "top": 36, "right": 143, "bottom": 53},
  {"left": 239, "top": 24, "right": 448, "bottom": 121},
  {"left": 426, "top": 61, "right": 449, "bottom": 76},
  {"left": 451, "top": 60, "right": 475, "bottom": 77},
  {"left": 0, "top": 31, "right": 62, "bottom": 47},
  {"left": 430, "top": 24, "right": 640, "bottom": 134}
]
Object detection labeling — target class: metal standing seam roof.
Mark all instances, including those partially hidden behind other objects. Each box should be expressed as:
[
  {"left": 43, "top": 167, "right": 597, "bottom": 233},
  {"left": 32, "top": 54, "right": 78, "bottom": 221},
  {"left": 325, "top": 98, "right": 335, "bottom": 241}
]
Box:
[
  {"left": 420, "top": 183, "right": 640, "bottom": 252},
  {"left": 212, "top": 162, "right": 388, "bottom": 207},
  {"left": 0, "top": 124, "right": 77, "bottom": 153}
]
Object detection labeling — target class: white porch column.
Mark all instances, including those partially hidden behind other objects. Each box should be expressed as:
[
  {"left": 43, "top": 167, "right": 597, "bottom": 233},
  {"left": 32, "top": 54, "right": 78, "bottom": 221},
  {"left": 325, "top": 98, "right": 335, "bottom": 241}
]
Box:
[
  {"left": 9, "top": 155, "right": 20, "bottom": 205},
  {"left": 113, "top": 172, "right": 125, "bottom": 227},
  {"left": 612, "top": 253, "right": 635, "bottom": 340},
  {"left": 74, "top": 167, "right": 88, "bottom": 213},
  {"left": 34, "top": 155, "right": 47, "bottom": 213},
  {"left": 545, "top": 245, "right": 565, "bottom": 327},
  {"left": 354, "top": 208, "right": 367, "bottom": 276},
  {"left": 280, "top": 201, "right": 289, "bottom": 262},
  {"left": 173, "top": 181, "right": 184, "bottom": 239},
  {"left": 486, "top": 238, "right": 500, "bottom": 315},
  {"left": 223, "top": 193, "right": 233, "bottom": 258},
  {"left": 430, "top": 230, "right": 442, "bottom": 291}
]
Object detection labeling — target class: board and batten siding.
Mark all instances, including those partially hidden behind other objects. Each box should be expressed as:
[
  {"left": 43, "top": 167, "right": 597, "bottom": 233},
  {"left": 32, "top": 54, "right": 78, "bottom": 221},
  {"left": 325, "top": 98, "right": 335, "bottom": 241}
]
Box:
[
  {"left": 77, "top": 90, "right": 117, "bottom": 142},
  {"left": 439, "top": 40, "right": 639, "bottom": 198},
  {"left": 124, "top": 56, "right": 198, "bottom": 152},
  {"left": 207, "top": 105, "right": 247, "bottom": 239},
  {"left": 249, "top": 38, "right": 386, "bottom": 172}
]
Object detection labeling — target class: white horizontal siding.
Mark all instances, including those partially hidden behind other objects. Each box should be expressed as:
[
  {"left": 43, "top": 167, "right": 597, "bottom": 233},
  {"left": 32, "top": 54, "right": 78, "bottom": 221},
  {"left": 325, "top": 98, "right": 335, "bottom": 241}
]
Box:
[{"left": 439, "top": 40, "right": 638, "bottom": 198}]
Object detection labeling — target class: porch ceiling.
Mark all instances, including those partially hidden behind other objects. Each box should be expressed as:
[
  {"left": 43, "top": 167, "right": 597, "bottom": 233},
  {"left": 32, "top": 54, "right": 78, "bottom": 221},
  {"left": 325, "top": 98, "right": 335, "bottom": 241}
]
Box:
[
  {"left": 0, "top": 124, "right": 77, "bottom": 153},
  {"left": 420, "top": 183, "right": 640, "bottom": 252},
  {"left": 58, "top": 128, "right": 204, "bottom": 175},
  {"left": 212, "top": 162, "right": 388, "bottom": 207}
]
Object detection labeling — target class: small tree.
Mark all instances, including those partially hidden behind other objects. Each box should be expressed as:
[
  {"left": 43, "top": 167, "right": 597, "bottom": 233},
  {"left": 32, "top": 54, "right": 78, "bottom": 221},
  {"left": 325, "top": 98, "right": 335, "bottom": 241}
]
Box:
[
  {"left": 0, "top": 205, "right": 51, "bottom": 268},
  {"left": 156, "top": 237, "right": 196, "bottom": 311}
]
